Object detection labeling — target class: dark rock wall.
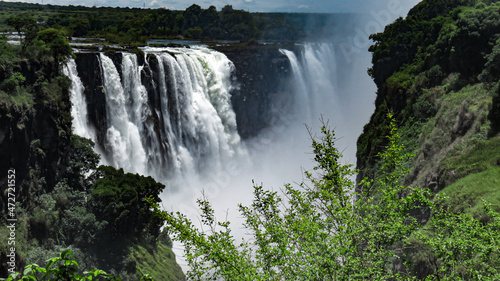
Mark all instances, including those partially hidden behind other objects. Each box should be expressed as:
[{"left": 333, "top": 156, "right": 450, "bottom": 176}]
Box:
[
  {"left": 213, "top": 44, "right": 295, "bottom": 139},
  {"left": 0, "top": 98, "right": 71, "bottom": 204}
]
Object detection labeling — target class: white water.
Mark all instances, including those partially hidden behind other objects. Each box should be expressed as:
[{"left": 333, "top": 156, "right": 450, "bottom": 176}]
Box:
[
  {"left": 67, "top": 47, "right": 245, "bottom": 186},
  {"left": 63, "top": 59, "right": 96, "bottom": 140},
  {"left": 150, "top": 47, "right": 245, "bottom": 184},
  {"left": 99, "top": 53, "right": 148, "bottom": 174},
  {"left": 280, "top": 44, "right": 342, "bottom": 126}
]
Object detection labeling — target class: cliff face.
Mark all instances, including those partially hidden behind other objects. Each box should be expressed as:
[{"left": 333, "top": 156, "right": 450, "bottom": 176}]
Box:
[
  {"left": 357, "top": 0, "right": 500, "bottom": 199},
  {"left": 213, "top": 44, "right": 295, "bottom": 139},
  {"left": 0, "top": 77, "right": 71, "bottom": 205},
  {"left": 75, "top": 52, "right": 108, "bottom": 147}
]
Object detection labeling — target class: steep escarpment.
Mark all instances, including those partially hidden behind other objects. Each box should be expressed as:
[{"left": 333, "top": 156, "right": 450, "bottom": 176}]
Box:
[
  {"left": 0, "top": 32, "right": 74, "bottom": 276},
  {"left": 0, "top": 51, "right": 72, "bottom": 205},
  {"left": 213, "top": 44, "right": 295, "bottom": 138},
  {"left": 357, "top": 0, "right": 500, "bottom": 208},
  {"left": 355, "top": 2, "right": 500, "bottom": 276},
  {"left": 0, "top": 95, "right": 71, "bottom": 200}
]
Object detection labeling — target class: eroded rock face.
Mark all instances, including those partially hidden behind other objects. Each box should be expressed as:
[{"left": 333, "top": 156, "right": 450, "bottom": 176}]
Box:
[
  {"left": 212, "top": 44, "right": 296, "bottom": 139},
  {"left": 0, "top": 102, "right": 71, "bottom": 203},
  {"left": 75, "top": 53, "right": 108, "bottom": 146}
]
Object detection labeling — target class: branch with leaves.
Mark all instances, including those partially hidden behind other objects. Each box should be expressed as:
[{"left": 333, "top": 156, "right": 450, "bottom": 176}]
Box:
[{"left": 151, "top": 113, "right": 500, "bottom": 280}]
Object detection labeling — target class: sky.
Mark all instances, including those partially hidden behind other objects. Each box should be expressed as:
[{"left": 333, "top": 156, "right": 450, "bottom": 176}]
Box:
[{"left": 4, "top": 0, "right": 421, "bottom": 14}]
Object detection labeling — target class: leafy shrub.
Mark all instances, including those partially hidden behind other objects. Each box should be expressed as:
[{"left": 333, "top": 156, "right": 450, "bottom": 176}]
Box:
[
  {"left": 3, "top": 249, "right": 125, "bottom": 281},
  {"left": 89, "top": 166, "right": 165, "bottom": 259},
  {"left": 479, "top": 38, "right": 500, "bottom": 84},
  {"left": 154, "top": 115, "right": 500, "bottom": 280},
  {"left": 0, "top": 72, "right": 25, "bottom": 94}
]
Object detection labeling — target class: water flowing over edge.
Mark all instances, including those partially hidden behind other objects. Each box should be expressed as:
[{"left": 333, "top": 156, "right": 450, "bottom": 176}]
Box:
[{"left": 66, "top": 46, "right": 247, "bottom": 187}]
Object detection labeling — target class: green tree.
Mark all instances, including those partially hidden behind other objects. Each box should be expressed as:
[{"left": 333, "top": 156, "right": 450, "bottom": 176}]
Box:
[
  {"left": 37, "top": 28, "right": 73, "bottom": 73},
  {"left": 6, "top": 16, "right": 39, "bottom": 54},
  {"left": 154, "top": 115, "right": 500, "bottom": 280},
  {"left": 90, "top": 166, "right": 165, "bottom": 251},
  {"left": 2, "top": 249, "right": 136, "bottom": 280},
  {"left": 65, "top": 135, "right": 100, "bottom": 190}
]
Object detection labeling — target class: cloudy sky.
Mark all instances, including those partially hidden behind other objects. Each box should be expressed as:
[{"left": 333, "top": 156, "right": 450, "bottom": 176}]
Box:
[{"left": 4, "top": 0, "right": 421, "bottom": 14}]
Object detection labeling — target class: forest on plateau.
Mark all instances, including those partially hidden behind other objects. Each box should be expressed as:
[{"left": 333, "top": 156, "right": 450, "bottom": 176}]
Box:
[
  {"left": 0, "top": 1, "right": 346, "bottom": 45},
  {"left": 0, "top": 0, "right": 500, "bottom": 280}
]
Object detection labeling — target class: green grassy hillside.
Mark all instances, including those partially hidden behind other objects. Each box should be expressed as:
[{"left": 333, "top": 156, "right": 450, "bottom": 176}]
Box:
[{"left": 358, "top": 0, "right": 500, "bottom": 198}]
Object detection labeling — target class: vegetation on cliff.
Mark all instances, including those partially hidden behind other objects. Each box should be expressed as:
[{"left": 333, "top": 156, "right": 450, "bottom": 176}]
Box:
[
  {"left": 0, "top": 28, "right": 183, "bottom": 280},
  {"left": 358, "top": 0, "right": 500, "bottom": 189},
  {"left": 356, "top": 0, "right": 500, "bottom": 277}
]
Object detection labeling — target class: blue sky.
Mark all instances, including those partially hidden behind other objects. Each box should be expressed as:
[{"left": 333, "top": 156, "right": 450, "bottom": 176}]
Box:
[{"left": 4, "top": 0, "right": 421, "bottom": 13}]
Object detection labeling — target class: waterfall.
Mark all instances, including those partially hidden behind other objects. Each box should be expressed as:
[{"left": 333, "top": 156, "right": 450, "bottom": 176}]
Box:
[
  {"left": 99, "top": 53, "right": 148, "bottom": 175},
  {"left": 63, "top": 59, "right": 95, "bottom": 140},
  {"left": 280, "top": 43, "right": 375, "bottom": 166},
  {"left": 152, "top": 47, "right": 243, "bottom": 180},
  {"left": 66, "top": 47, "right": 244, "bottom": 183},
  {"left": 280, "top": 43, "right": 342, "bottom": 127},
  {"left": 66, "top": 43, "right": 375, "bottom": 271}
]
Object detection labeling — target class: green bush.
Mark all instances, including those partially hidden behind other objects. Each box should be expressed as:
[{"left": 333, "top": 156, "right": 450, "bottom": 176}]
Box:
[
  {"left": 3, "top": 249, "right": 125, "bottom": 281},
  {"left": 0, "top": 72, "right": 25, "bottom": 94},
  {"left": 89, "top": 166, "right": 165, "bottom": 254},
  {"left": 156, "top": 115, "right": 500, "bottom": 280}
]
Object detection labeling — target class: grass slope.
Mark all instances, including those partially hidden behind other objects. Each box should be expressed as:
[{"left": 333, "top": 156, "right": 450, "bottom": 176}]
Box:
[{"left": 128, "top": 243, "right": 185, "bottom": 281}]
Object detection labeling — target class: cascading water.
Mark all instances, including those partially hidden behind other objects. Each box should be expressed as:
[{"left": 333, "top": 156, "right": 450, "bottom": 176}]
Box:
[
  {"left": 99, "top": 53, "right": 148, "bottom": 174},
  {"left": 68, "top": 47, "right": 245, "bottom": 186},
  {"left": 63, "top": 59, "right": 96, "bottom": 140},
  {"left": 153, "top": 47, "right": 242, "bottom": 176},
  {"left": 280, "top": 43, "right": 342, "bottom": 129},
  {"left": 278, "top": 42, "right": 374, "bottom": 165}
]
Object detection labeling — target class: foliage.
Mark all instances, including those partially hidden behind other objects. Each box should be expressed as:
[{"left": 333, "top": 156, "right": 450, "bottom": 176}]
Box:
[
  {"left": 5, "top": 15, "right": 38, "bottom": 53},
  {"left": 0, "top": 1, "right": 341, "bottom": 44},
  {"left": 36, "top": 28, "right": 73, "bottom": 69},
  {"left": 65, "top": 135, "right": 100, "bottom": 190},
  {"left": 439, "top": 137, "right": 500, "bottom": 189},
  {"left": 440, "top": 167, "right": 500, "bottom": 217},
  {"left": 489, "top": 84, "right": 500, "bottom": 136},
  {"left": 359, "top": 0, "right": 500, "bottom": 197},
  {"left": 410, "top": 202, "right": 500, "bottom": 280},
  {"left": 128, "top": 242, "right": 184, "bottom": 281},
  {"left": 2, "top": 249, "right": 124, "bottom": 280},
  {"left": 153, "top": 115, "right": 500, "bottom": 280},
  {"left": 89, "top": 166, "right": 166, "bottom": 257},
  {"left": 479, "top": 37, "right": 500, "bottom": 84}
]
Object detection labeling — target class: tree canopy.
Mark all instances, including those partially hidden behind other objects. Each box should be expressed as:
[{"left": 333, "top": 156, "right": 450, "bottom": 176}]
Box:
[{"left": 154, "top": 115, "right": 500, "bottom": 280}]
